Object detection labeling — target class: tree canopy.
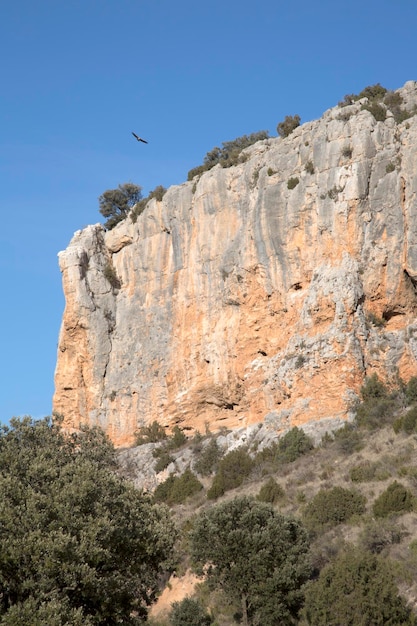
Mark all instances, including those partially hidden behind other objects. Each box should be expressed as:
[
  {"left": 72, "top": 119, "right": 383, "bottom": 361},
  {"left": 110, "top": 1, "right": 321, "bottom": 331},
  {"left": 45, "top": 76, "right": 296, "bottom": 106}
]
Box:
[
  {"left": 190, "top": 495, "right": 310, "bottom": 626},
  {"left": 0, "top": 416, "right": 175, "bottom": 625},
  {"left": 98, "top": 182, "right": 142, "bottom": 230}
]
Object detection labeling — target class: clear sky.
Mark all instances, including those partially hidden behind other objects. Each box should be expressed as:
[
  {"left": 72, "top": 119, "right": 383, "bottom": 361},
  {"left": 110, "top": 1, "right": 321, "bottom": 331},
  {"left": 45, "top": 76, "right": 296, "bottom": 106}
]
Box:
[{"left": 1, "top": 0, "right": 416, "bottom": 424}]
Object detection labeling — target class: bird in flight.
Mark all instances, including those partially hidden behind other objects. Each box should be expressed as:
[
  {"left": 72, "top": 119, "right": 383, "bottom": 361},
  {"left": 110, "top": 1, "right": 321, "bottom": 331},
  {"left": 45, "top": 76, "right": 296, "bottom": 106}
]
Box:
[{"left": 132, "top": 132, "right": 148, "bottom": 144}]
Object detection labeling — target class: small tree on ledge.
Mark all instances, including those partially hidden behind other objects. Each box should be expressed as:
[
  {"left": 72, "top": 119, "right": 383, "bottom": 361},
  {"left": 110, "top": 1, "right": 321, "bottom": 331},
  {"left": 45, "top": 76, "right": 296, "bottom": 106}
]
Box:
[
  {"left": 277, "top": 114, "right": 301, "bottom": 138},
  {"left": 99, "top": 182, "right": 142, "bottom": 230}
]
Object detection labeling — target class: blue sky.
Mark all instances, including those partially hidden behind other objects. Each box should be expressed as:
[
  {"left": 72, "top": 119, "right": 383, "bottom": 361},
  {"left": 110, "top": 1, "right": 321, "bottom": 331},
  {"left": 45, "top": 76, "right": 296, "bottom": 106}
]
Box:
[{"left": 1, "top": 0, "right": 416, "bottom": 424}]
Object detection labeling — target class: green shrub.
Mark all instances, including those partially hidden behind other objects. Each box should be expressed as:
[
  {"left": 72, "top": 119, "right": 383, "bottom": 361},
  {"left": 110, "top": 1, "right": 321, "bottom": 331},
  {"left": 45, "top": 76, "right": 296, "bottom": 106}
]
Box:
[
  {"left": 394, "top": 406, "right": 417, "bottom": 435},
  {"left": 406, "top": 376, "right": 417, "bottom": 404},
  {"left": 206, "top": 473, "right": 227, "bottom": 500},
  {"left": 362, "top": 101, "right": 387, "bottom": 121},
  {"left": 254, "top": 427, "right": 314, "bottom": 468},
  {"left": 373, "top": 481, "right": 415, "bottom": 518},
  {"left": 359, "top": 518, "right": 405, "bottom": 554},
  {"left": 130, "top": 185, "right": 167, "bottom": 223},
  {"left": 251, "top": 167, "right": 260, "bottom": 186},
  {"left": 277, "top": 114, "right": 301, "bottom": 138},
  {"left": 356, "top": 397, "right": 397, "bottom": 430},
  {"left": 327, "top": 185, "right": 343, "bottom": 200},
  {"left": 339, "top": 93, "right": 357, "bottom": 107},
  {"left": 187, "top": 165, "right": 206, "bottom": 181},
  {"left": 342, "top": 146, "right": 353, "bottom": 158},
  {"left": 148, "top": 184, "right": 167, "bottom": 202},
  {"left": 167, "top": 426, "right": 188, "bottom": 449},
  {"left": 130, "top": 196, "right": 148, "bottom": 223},
  {"left": 103, "top": 263, "right": 121, "bottom": 290},
  {"left": 382, "top": 90, "right": 414, "bottom": 123},
  {"left": 332, "top": 423, "right": 363, "bottom": 454},
  {"left": 169, "top": 597, "right": 212, "bottom": 626},
  {"left": 358, "top": 83, "right": 388, "bottom": 101},
  {"left": 135, "top": 420, "right": 167, "bottom": 445},
  {"left": 295, "top": 354, "right": 306, "bottom": 369},
  {"left": 191, "top": 430, "right": 203, "bottom": 449},
  {"left": 302, "top": 549, "right": 416, "bottom": 625},
  {"left": 355, "top": 374, "right": 398, "bottom": 430},
  {"left": 350, "top": 461, "right": 389, "bottom": 483},
  {"left": 254, "top": 440, "right": 279, "bottom": 465},
  {"left": 153, "top": 474, "right": 176, "bottom": 503},
  {"left": 341, "top": 84, "right": 387, "bottom": 105},
  {"left": 187, "top": 131, "right": 269, "bottom": 180},
  {"left": 398, "top": 465, "right": 417, "bottom": 479},
  {"left": 338, "top": 85, "right": 416, "bottom": 126},
  {"left": 277, "top": 427, "right": 314, "bottom": 463},
  {"left": 194, "top": 438, "right": 223, "bottom": 477},
  {"left": 154, "top": 452, "right": 175, "bottom": 473},
  {"left": 305, "top": 160, "right": 314, "bottom": 174},
  {"left": 257, "top": 477, "right": 284, "bottom": 504},
  {"left": 362, "top": 373, "right": 388, "bottom": 399},
  {"left": 386, "top": 161, "right": 396, "bottom": 173},
  {"left": 169, "top": 469, "right": 204, "bottom": 504},
  {"left": 337, "top": 110, "right": 354, "bottom": 122},
  {"left": 339, "top": 84, "right": 387, "bottom": 107},
  {"left": 154, "top": 469, "right": 203, "bottom": 505},
  {"left": 303, "top": 486, "right": 366, "bottom": 531},
  {"left": 152, "top": 426, "right": 188, "bottom": 468},
  {"left": 287, "top": 177, "right": 299, "bottom": 190},
  {"left": 207, "top": 448, "right": 254, "bottom": 499},
  {"left": 392, "top": 107, "right": 417, "bottom": 124},
  {"left": 350, "top": 461, "right": 377, "bottom": 483}
]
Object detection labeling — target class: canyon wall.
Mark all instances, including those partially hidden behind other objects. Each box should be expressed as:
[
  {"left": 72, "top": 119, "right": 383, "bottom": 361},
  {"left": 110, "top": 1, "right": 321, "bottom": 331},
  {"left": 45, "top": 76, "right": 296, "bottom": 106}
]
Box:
[{"left": 54, "top": 82, "right": 417, "bottom": 446}]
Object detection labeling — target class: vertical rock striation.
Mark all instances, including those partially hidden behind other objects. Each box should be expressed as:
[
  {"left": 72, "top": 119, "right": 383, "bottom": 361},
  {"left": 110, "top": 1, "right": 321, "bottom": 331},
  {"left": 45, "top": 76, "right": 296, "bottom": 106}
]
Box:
[{"left": 54, "top": 82, "right": 417, "bottom": 446}]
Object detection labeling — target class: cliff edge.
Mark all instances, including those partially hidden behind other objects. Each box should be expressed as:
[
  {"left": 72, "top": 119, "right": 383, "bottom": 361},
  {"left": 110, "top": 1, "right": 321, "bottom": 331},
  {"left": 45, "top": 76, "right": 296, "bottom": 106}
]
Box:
[{"left": 54, "top": 81, "right": 417, "bottom": 446}]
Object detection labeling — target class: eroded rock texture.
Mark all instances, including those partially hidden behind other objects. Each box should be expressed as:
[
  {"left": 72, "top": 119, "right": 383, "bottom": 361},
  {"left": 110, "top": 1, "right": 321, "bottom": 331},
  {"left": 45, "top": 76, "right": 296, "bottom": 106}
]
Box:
[{"left": 54, "top": 82, "right": 417, "bottom": 446}]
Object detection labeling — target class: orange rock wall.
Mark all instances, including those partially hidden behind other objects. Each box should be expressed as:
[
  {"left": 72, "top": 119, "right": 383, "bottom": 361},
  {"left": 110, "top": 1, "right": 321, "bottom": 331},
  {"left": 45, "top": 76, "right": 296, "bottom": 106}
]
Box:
[{"left": 54, "top": 82, "right": 417, "bottom": 446}]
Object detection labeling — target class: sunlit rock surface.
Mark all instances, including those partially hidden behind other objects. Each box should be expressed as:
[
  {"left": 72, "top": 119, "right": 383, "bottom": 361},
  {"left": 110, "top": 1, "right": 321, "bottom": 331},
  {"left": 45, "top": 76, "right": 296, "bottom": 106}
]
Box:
[{"left": 54, "top": 82, "right": 417, "bottom": 446}]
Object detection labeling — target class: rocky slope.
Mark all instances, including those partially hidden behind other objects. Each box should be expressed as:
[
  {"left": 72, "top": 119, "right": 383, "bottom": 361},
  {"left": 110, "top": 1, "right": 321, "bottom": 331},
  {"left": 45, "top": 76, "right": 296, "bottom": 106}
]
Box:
[{"left": 54, "top": 81, "right": 417, "bottom": 446}]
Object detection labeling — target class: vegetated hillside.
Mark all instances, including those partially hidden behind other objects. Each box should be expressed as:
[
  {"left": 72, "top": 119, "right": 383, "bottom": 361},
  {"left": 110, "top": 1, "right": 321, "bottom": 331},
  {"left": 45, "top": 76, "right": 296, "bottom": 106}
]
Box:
[
  {"left": 54, "top": 81, "right": 417, "bottom": 447},
  {"left": 119, "top": 374, "right": 417, "bottom": 625}
]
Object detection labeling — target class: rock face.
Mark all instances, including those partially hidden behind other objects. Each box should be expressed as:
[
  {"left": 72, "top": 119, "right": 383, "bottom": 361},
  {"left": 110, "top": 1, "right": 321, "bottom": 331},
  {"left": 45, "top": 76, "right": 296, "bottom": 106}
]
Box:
[{"left": 54, "top": 82, "right": 417, "bottom": 446}]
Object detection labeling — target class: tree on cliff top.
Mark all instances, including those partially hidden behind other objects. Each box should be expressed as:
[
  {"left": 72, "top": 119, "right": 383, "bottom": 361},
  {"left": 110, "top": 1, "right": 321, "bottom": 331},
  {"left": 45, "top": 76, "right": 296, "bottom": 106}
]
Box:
[
  {"left": 99, "top": 182, "right": 142, "bottom": 230},
  {"left": 0, "top": 416, "right": 175, "bottom": 625},
  {"left": 190, "top": 496, "right": 311, "bottom": 626},
  {"left": 277, "top": 114, "right": 301, "bottom": 138}
]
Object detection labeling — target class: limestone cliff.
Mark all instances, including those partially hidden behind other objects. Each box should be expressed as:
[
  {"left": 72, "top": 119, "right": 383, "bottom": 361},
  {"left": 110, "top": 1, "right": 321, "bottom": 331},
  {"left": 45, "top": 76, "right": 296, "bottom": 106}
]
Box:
[{"left": 54, "top": 81, "right": 417, "bottom": 446}]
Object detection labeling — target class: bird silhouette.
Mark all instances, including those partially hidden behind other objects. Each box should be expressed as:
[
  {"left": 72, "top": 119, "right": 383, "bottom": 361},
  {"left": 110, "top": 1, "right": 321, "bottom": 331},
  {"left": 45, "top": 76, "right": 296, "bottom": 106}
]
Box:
[{"left": 132, "top": 132, "right": 148, "bottom": 144}]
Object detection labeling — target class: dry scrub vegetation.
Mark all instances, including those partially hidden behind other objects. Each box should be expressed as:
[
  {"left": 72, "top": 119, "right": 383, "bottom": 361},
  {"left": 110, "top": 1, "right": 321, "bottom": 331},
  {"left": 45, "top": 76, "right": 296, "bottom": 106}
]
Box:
[{"left": 139, "top": 375, "right": 417, "bottom": 625}]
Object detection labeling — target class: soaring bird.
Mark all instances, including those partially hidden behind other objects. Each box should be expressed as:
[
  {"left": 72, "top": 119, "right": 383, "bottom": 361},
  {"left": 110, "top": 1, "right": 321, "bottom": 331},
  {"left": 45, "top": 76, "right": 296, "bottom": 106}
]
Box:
[{"left": 132, "top": 132, "right": 148, "bottom": 144}]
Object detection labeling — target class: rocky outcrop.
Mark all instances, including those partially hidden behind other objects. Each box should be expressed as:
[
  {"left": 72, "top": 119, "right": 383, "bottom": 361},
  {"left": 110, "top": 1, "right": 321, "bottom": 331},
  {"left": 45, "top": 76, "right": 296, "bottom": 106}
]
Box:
[{"left": 54, "top": 82, "right": 417, "bottom": 446}]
